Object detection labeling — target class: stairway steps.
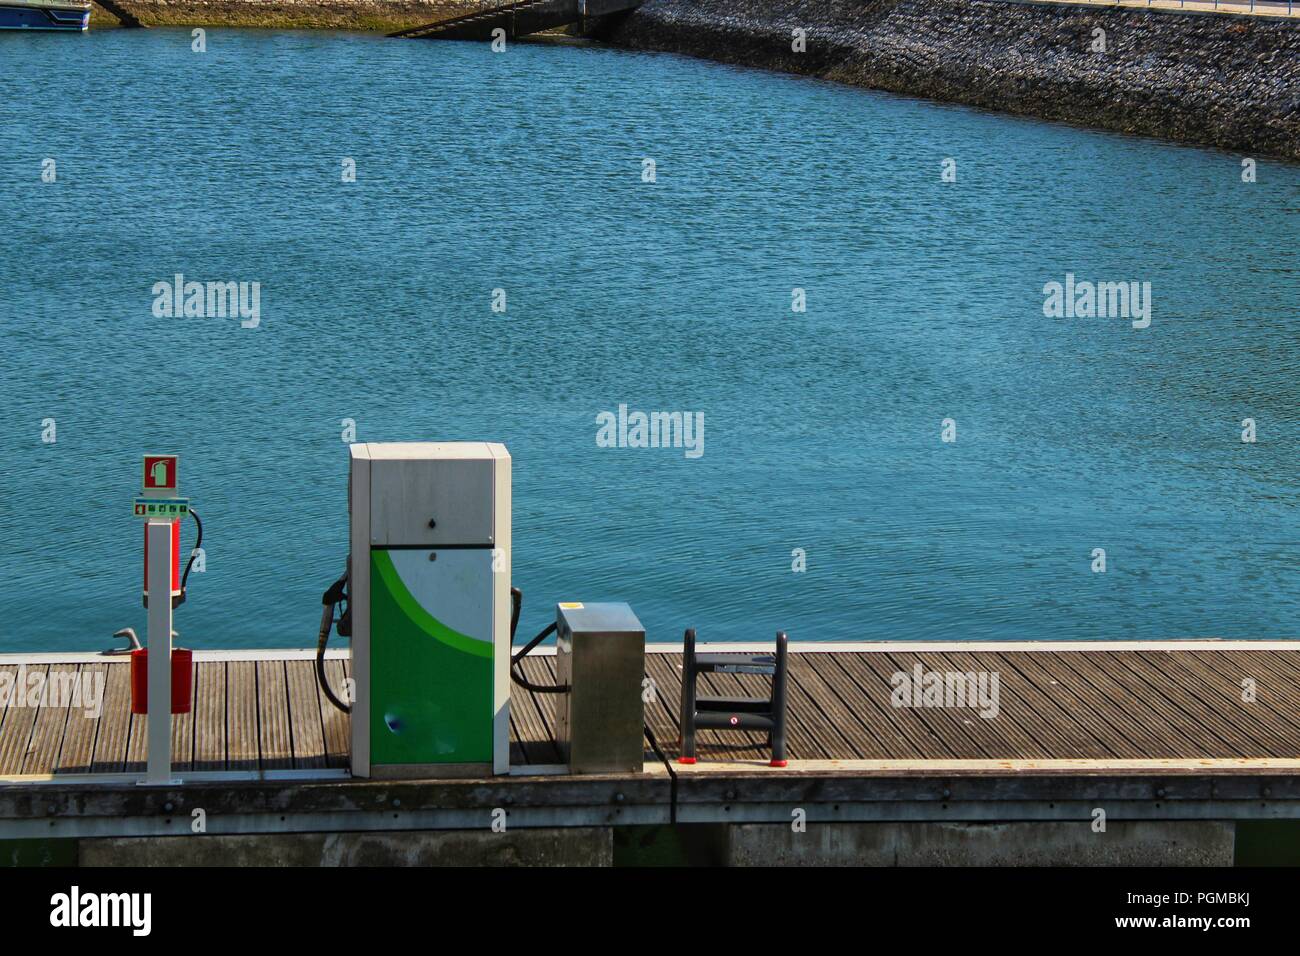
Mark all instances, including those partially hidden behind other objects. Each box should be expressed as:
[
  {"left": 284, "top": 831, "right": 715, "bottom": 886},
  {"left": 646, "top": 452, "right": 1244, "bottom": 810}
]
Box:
[{"left": 390, "top": 0, "right": 622, "bottom": 40}]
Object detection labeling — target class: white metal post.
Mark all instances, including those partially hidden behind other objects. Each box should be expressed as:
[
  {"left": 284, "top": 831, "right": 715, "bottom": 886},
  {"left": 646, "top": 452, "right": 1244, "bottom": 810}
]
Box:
[{"left": 143, "top": 519, "right": 176, "bottom": 784}]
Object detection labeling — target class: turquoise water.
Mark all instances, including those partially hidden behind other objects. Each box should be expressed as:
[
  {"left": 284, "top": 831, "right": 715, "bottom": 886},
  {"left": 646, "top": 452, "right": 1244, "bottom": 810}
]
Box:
[{"left": 0, "top": 28, "right": 1296, "bottom": 651}]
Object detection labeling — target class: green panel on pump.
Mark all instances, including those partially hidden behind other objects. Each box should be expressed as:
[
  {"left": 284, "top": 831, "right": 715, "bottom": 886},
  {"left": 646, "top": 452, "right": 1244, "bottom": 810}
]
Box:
[{"left": 369, "top": 548, "right": 494, "bottom": 765}]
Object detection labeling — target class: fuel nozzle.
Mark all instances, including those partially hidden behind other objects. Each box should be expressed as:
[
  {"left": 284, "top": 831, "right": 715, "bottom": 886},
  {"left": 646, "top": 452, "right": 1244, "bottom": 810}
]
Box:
[{"left": 317, "top": 568, "right": 353, "bottom": 713}]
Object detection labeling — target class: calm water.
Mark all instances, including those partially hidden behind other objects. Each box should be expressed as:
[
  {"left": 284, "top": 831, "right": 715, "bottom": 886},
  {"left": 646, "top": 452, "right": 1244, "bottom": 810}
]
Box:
[{"left": 0, "top": 29, "right": 1296, "bottom": 651}]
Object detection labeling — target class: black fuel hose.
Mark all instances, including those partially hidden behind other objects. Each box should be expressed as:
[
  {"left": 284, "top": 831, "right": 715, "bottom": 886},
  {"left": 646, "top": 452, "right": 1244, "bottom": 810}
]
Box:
[
  {"left": 180, "top": 508, "right": 203, "bottom": 594},
  {"left": 509, "top": 587, "right": 570, "bottom": 694},
  {"left": 317, "top": 572, "right": 352, "bottom": 713}
]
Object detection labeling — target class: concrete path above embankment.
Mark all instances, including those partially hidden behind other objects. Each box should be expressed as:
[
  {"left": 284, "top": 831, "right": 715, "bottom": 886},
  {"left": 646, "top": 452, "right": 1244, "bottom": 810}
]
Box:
[
  {"left": 1037, "top": 0, "right": 1296, "bottom": 17},
  {"left": 1055, "top": 0, "right": 1296, "bottom": 18}
]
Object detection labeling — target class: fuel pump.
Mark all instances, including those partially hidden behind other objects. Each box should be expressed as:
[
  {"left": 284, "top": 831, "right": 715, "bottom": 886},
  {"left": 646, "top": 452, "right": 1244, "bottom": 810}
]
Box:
[
  {"left": 319, "top": 442, "right": 513, "bottom": 779},
  {"left": 312, "top": 441, "right": 650, "bottom": 781}
]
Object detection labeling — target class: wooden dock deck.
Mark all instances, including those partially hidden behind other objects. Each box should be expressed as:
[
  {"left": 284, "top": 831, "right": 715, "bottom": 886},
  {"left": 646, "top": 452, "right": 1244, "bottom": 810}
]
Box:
[
  {"left": 4, "top": 642, "right": 1300, "bottom": 777},
  {"left": 3, "top": 641, "right": 1300, "bottom": 852},
  {"left": 0, "top": 650, "right": 353, "bottom": 778}
]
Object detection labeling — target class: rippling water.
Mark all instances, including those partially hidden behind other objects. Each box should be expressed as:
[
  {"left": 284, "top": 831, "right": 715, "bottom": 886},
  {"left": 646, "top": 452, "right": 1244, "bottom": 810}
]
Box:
[{"left": 0, "top": 28, "right": 1296, "bottom": 650}]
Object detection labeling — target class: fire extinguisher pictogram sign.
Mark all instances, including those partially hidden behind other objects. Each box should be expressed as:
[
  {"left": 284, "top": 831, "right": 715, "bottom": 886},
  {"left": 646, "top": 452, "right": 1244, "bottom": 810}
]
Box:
[{"left": 142, "top": 454, "right": 178, "bottom": 495}]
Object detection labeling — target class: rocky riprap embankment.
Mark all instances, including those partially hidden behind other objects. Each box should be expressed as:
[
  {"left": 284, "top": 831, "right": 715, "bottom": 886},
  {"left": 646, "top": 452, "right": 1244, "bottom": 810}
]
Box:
[{"left": 599, "top": 0, "right": 1300, "bottom": 160}]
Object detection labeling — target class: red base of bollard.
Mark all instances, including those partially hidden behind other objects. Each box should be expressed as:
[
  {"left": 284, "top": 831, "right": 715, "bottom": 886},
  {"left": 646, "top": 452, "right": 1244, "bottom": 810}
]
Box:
[
  {"left": 677, "top": 757, "right": 697, "bottom": 764},
  {"left": 130, "top": 648, "right": 193, "bottom": 714}
]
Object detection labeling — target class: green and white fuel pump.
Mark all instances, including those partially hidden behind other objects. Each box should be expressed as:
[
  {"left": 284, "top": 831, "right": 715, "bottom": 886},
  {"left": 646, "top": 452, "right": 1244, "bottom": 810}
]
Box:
[{"left": 331, "top": 442, "right": 512, "bottom": 778}]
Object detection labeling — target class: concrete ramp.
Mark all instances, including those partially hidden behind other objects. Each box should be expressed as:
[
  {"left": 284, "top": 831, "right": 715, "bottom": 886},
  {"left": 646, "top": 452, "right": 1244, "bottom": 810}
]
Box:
[
  {"left": 390, "top": 0, "right": 639, "bottom": 40},
  {"left": 93, "top": 0, "right": 146, "bottom": 27}
]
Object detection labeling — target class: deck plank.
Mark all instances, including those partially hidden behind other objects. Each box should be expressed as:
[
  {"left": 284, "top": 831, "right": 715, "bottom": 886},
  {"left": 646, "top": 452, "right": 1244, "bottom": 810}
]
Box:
[
  {"left": 733, "top": 655, "right": 832, "bottom": 759},
  {"left": 125, "top": 704, "right": 147, "bottom": 774},
  {"left": 0, "top": 664, "right": 46, "bottom": 775},
  {"left": 510, "top": 657, "right": 551, "bottom": 752},
  {"left": 58, "top": 663, "right": 106, "bottom": 774},
  {"left": 975, "top": 650, "right": 1115, "bottom": 758},
  {"left": 193, "top": 662, "right": 226, "bottom": 772},
  {"left": 257, "top": 660, "right": 293, "bottom": 771},
  {"left": 286, "top": 660, "right": 328, "bottom": 770},
  {"left": 1248, "top": 652, "right": 1300, "bottom": 716},
  {"left": 0, "top": 666, "right": 16, "bottom": 775},
  {"left": 317, "top": 659, "right": 350, "bottom": 769},
  {"left": 1198, "top": 653, "right": 1300, "bottom": 745},
  {"left": 21, "top": 664, "right": 80, "bottom": 774},
  {"left": 91, "top": 661, "right": 132, "bottom": 773},
  {"left": 642, "top": 651, "right": 688, "bottom": 758},
  {"left": 227, "top": 661, "right": 259, "bottom": 771},
  {"left": 1257, "top": 651, "right": 1300, "bottom": 685},
  {"left": 510, "top": 657, "right": 561, "bottom": 764},
  {"left": 507, "top": 699, "right": 528, "bottom": 766},
  {"left": 757, "top": 659, "right": 845, "bottom": 759}
]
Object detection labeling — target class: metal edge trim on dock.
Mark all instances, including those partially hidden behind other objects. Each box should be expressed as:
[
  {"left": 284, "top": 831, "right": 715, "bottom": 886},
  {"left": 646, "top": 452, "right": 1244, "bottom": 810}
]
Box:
[
  {"left": 9, "top": 757, "right": 1299, "bottom": 788},
  {"left": 645, "top": 757, "right": 1300, "bottom": 774},
  {"left": 0, "top": 769, "right": 352, "bottom": 786}
]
